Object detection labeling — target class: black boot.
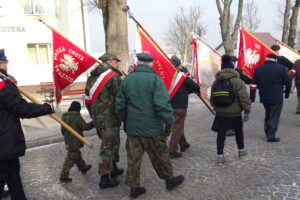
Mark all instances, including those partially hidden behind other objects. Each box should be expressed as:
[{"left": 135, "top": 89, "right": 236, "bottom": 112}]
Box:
[
  {"left": 169, "top": 152, "right": 182, "bottom": 159},
  {"left": 1, "top": 189, "right": 9, "bottom": 198},
  {"left": 81, "top": 165, "right": 92, "bottom": 174},
  {"left": 110, "top": 162, "right": 124, "bottom": 179},
  {"left": 180, "top": 144, "right": 190, "bottom": 152},
  {"left": 99, "top": 174, "right": 119, "bottom": 189},
  {"left": 267, "top": 133, "right": 280, "bottom": 142},
  {"left": 59, "top": 176, "right": 72, "bottom": 183},
  {"left": 166, "top": 175, "right": 185, "bottom": 190},
  {"left": 129, "top": 187, "right": 146, "bottom": 199}
]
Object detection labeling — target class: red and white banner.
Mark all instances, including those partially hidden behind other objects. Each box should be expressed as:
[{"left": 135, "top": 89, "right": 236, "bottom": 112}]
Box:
[
  {"left": 135, "top": 26, "right": 182, "bottom": 96},
  {"left": 237, "top": 27, "right": 275, "bottom": 78},
  {"left": 52, "top": 30, "right": 96, "bottom": 103},
  {"left": 84, "top": 69, "right": 117, "bottom": 104},
  {"left": 169, "top": 72, "right": 187, "bottom": 99},
  {"left": 190, "top": 37, "right": 221, "bottom": 101}
]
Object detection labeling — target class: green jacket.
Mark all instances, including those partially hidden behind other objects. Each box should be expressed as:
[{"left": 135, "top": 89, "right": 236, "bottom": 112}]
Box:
[
  {"left": 115, "top": 64, "right": 175, "bottom": 137},
  {"left": 85, "top": 63, "right": 122, "bottom": 128},
  {"left": 61, "top": 111, "right": 94, "bottom": 151},
  {"left": 211, "top": 69, "right": 251, "bottom": 117}
]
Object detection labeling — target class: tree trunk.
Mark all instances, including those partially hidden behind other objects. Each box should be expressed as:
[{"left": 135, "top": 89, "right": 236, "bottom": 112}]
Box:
[
  {"left": 99, "top": 0, "right": 128, "bottom": 73},
  {"left": 216, "top": 0, "right": 243, "bottom": 55},
  {"left": 282, "top": 0, "right": 291, "bottom": 43},
  {"left": 288, "top": 0, "right": 300, "bottom": 48}
]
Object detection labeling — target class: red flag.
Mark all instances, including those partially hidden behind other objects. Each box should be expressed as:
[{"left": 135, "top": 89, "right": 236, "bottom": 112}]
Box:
[
  {"left": 237, "top": 27, "right": 275, "bottom": 78},
  {"left": 135, "top": 26, "right": 179, "bottom": 94},
  {"left": 52, "top": 30, "right": 96, "bottom": 103}
]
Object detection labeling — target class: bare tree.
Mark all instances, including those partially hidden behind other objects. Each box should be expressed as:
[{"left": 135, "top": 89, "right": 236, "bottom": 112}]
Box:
[
  {"left": 282, "top": 0, "right": 291, "bottom": 43},
  {"left": 242, "top": 0, "right": 260, "bottom": 32},
  {"left": 288, "top": 0, "right": 300, "bottom": 48},
  {"left": 165, "top": 6, "right": 207, "bottom": 64},
  {"left": 86, "top": 0, "right": 129, "bottom": 72},
  {"left": 216, "top": 0, "right": 244, "bottom": 55}
]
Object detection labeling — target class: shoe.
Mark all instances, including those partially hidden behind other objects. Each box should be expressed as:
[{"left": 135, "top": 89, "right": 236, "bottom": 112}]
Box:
[
  {"left": 1, "top": 190, "right": 9, "bottom": 198},
  {"left": 129, "top": 187, "right": 146, "bottom": 199},
  {"left": 267, "top": 137, "right": 280, "bottom": 142},
  {"left": 226, "top": 129, "right": 235, "bottom": 136},
  {"left": 166, "top": 175, "right": 185, "bottom": 190},
  {"left": 99, "top": 176, "right": 119, "bottom": 189},
  {"left": 180, "top": 144, "right": 190, "bottom": 152},
  {"left": 110, "top": 162, "right": 124, "bottom": 179},
  {"left": 169, "top": 152, "right": 182, "bottom": 159},
  {"left": 296, "top": 111, "right": 300, "bottom": 114},
  {"left": 238, "top": 149, "right": 248, "bottom": 158},
  {"left": 216, "top": 155, "right": 226, "bottom": 166},
  {"left": 81, "top": 165, "right": 92, "bottom": 174},
  {"left": 59, "top": 176, "right": 72, "bottom": 183}
]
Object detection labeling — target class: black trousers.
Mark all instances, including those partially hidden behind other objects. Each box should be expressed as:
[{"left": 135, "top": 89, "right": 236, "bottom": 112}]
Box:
[
  {"left": 0, "top": 158, "right": 27, "bottom": 200},
  {"left": 263, "top": 103, "right": 283, "bottom": 138}
]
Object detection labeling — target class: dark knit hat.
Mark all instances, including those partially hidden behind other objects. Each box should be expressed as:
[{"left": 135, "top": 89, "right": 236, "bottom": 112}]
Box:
[
  {"left": 170, "top": 55, "right": 182, "bottom": 67},
  {"left": 0, "top": 49, "right": 8, "bottom": 61},
  {"left": 270, "top": 45, "right": 280, "bottom": 51},
  {"left": 68, "top": 101, "right": 81, "bottom": 112},
  {"left": 221, "top": 54, "right": 234, "bottom": 70}
]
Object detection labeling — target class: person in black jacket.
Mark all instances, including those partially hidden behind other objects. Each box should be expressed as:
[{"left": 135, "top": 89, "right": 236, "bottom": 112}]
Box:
[
  {"left": 250, "top": 54, "right": 291, "bottom": 142},
  {"left": 270, "top": 45, "right": 294, "bottom": 72},
  {"left": 0, "top": 68, "right": 54, "bottom": 200},
  {"left": 230, "top": 56, "right": 251, "bottom": 85},
  {"left": 169, "top": 55, "right": 200, "bottom": 159}
]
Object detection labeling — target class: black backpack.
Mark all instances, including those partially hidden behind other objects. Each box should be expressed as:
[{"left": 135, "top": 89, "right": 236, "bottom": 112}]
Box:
[{"left": 211, "top": 78, "right": 236, "bottom": 107}]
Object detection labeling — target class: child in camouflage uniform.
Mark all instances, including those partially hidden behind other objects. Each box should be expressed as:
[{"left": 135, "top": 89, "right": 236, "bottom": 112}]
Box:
[{"left": 60, "top": 101, "right": 94, "bottom": 183}]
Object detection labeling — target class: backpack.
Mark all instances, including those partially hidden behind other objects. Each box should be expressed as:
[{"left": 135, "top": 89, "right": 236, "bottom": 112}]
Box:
[{"left": 211, "top": 78, "right": 236, "bottom": 107}]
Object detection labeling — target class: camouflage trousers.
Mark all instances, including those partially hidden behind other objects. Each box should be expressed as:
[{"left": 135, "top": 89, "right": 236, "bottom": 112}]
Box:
[
  {"left": 125, "top": 136, "right": 173, "bottom": 188},
  {"left": 60, "top": 150, "right": 87, "bottom": 178},
  {"left": 98, "top": 128, "right": 120, "bottom": 175}
]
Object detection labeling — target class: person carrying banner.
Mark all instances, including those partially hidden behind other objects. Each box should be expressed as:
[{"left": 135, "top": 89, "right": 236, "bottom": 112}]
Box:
[
  {"left": 85, "top": 52, "right": 124, "bottom": 189},
  {"left": 59, "top": 101, "right": 94, "bottom": 183},
  {"left": 231, "top": 56, "right": 251, "bottom": 85},
  {"left": 211, "top": 55, "right": 251, "bottom": 166},
  {"left": 168, "top": 55, "right": 200, "bottom": 159},
  {"left": 250, "top": 54, "right": 291, "bottom": 142},
  {"left": 115, "top": 53, "right": 184, "bottom": 199},
  {"left": 270, "top": 45, "right": 294, "bottom": 73},
  {"left": 0, "top": 66, "right": 54, "bottom": 199}
]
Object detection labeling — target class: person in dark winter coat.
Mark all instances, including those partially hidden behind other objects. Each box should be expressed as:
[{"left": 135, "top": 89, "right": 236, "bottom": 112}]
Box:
[
  {"left": 60, "top": 101, "right": 94, "bottom": 183},
  {"left": 0, "top": 68, "right": 54, "bottom": 200},
  {"left": 230, "top": 56, "right": 251, "bottom": 85},
  {"left": 270, "top": 45, "right": 294, "bottom": 72},
  {"left": 211, "top": 55, "right": 251, "bottom": 166},
  {"left": 168, "top": 55, "right": 200, "bottom": 159},
  {"left": 250, "top": 54, "right": 291, "bottom": 142},
  {"left": 293, "top": 59, "right": 300, "bottom": 114}
]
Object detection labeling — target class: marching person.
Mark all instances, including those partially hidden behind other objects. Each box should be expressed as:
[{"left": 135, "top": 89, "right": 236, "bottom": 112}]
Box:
[
  {"left": 211, "top": 55, "right": 251, "bottom": 166},
  {"left": 250, "top": 54, "right": 291, "bottom": 142},
  {"left": 85, "top": 52, "right": 124, "bottom": 189},
  {"left": 168, "top": 55, "right": 200, "bottom": 159},
  {"left": 0, "top": 67, "right": 54, "bottom": 199},
  {"left": 270, "top": 45, "right": 294, "bottom": 73},
  {"left": 115, "top": 53, "right": 185, "bottom": 199},
  {"left": 293, "top": 59, "right": 300, "bottom": 114},
  {"left": 59, "top": 101, "right": 94, "bottom": 183}
]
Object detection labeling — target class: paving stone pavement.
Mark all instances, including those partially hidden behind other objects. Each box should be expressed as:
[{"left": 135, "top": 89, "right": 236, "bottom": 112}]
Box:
[{"left": 3, "top": 94, "right": 300, "bottom": 200}]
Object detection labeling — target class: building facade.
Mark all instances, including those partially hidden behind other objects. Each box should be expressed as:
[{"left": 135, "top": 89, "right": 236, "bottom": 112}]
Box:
[{"left": 0, "top": 0, "right": 92, "bottom": 87}]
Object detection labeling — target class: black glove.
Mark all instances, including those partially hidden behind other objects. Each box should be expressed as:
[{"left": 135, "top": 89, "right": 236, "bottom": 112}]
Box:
[
  {"left": 285, "top": 92, "right": 290, "bottom": 99},
  {"left": 43, "top": 103, "right": 54, "bottom": 114},
  {"left": 164, "top": 124, "right": 172, "bottom": 137}
]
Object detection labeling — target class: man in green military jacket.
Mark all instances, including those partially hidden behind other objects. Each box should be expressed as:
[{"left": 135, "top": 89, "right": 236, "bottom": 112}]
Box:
[
  {"left": 85, "top": 52, "right": 124, "bottom": 189},
  {"left": 115, "top": 53, "right": 185, "bottom": 199}
]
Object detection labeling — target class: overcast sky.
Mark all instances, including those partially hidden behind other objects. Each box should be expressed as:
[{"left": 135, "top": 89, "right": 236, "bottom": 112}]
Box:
[{"left": 88, "top": 0, "right": 283, "bottom": 53}]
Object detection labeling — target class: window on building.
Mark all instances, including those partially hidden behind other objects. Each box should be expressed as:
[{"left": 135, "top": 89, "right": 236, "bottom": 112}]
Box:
[
  {"left": 24, "top": 0, "right": 56, "bottom": 16},
  {"left": 27, "top": 44, "right": 51, "bottom": 66}
]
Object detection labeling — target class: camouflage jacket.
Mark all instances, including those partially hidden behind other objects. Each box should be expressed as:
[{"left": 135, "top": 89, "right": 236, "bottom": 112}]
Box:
[{"left": 85, "top": 62, "right": 122, "bottom": 129}]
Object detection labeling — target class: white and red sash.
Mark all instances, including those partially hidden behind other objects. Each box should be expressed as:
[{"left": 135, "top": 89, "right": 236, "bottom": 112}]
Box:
[
  {"left": 0, "top": 77, "right": 14, "bottom": 90},
  {"left": 84, "top": 69, "right": 117, "bottom": 104},
  {"left": 169, "top": 72, "right": 187, "bottom": 99}
]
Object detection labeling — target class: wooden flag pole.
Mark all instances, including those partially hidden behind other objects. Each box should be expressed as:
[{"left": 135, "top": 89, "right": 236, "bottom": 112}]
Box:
[{"left": 0, "top": 72, "right": 93, "bottom": 148}]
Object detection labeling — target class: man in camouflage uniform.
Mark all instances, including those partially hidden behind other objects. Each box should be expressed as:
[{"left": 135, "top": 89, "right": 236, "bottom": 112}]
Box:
[
  {"left": 115, "top": 53, "right": 185, "bottom": 199},
  {"left": 85, "top": 52, "right": 123, "bottom": 189}
]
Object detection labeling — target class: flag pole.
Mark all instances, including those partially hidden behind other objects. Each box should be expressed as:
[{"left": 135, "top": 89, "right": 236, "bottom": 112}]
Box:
[
  {"left": 0, "top": 72, "right": 93, "bottom": 148},
  {"left": 37, "top": 19, "right": 127, "bottom": 77}
]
